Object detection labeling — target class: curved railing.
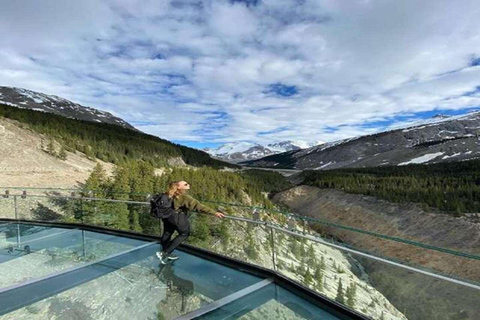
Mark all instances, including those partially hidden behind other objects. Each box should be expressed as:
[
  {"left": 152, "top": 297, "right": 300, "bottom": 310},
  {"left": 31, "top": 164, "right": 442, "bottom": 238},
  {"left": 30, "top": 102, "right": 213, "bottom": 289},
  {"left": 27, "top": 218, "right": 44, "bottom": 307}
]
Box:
[{"left": 1, "top": 188, "right": 479, "bottom": 320}]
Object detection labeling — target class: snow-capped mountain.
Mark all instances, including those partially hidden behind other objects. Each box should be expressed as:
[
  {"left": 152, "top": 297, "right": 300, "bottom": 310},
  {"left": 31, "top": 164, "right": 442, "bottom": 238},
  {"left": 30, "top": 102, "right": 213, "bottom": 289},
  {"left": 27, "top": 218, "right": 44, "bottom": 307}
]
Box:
[
  {"left": 0, "top": 86, "right": 136, "bottom": 130},
  {"left": 205, "top": 140, "right": 323, "bottom": 163},
  {"left": 245, "top": 112, "right": 480, "bottom": 170}
]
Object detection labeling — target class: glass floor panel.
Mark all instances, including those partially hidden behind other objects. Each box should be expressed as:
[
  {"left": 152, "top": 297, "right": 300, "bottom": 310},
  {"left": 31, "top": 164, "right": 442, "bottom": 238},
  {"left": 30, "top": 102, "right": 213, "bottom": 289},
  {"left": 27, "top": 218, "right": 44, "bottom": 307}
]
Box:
[
  {"left": 0, "top": 223, "right": 148, "bottom": 288},
  {"left": 0, "top": 242, "right": 262, "bottom": 319},
  {"left": 0, "top": 223, "right": 352, "bottom": 320},
  {"left": 198, "top": 284, "right": 340, "bottom": 320}
]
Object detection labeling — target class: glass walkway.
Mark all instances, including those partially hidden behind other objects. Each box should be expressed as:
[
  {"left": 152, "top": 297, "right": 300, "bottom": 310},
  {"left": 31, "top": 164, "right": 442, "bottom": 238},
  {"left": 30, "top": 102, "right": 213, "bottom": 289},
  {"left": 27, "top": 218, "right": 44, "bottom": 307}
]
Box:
[
  {"left": 0, "top": 221, "right": 363, "bottom": 320},
  {"left": 1, "top": 189, "right": 479, "bottom": 320}
]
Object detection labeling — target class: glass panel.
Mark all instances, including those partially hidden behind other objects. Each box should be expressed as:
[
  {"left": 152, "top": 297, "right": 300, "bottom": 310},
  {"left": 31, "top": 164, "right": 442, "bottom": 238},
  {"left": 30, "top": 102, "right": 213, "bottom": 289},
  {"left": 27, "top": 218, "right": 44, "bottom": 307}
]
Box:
[
  {"left": 304, "top": 219, "right": 480, "bottom": 283},
  {"left": 186, "top": 216, "right": 275, "bottom": 270},
  {"left": 348, "top": 250, "right": 480, "bottom": 320},
  {"left": 273, "top": 227, "right": 480, "bottom": 320},
  {"left": 16, "top": 195, "right": 71, "bottom": 222},
  {"left": 0, "top": 223, "right": 147, "bottom": 289},
  {"left": 69, "top": 198, "right": 161, "bottom": 237},
  {"left": 0, "top": 196, "right": 15, "bottom": 220},
  {"left": 198, "top": 283, "right": 340, "bottom": 320},
  {"left": 0, "top": 243, "right": 263, "bottom": 320}
]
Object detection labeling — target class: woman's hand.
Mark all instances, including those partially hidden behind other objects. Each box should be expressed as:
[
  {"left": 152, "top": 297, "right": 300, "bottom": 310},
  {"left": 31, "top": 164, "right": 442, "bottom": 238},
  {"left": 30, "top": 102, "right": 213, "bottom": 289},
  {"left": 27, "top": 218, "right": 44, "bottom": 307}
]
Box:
[{"left": 214, "top": 211, "right": 225, "bottom": 218}]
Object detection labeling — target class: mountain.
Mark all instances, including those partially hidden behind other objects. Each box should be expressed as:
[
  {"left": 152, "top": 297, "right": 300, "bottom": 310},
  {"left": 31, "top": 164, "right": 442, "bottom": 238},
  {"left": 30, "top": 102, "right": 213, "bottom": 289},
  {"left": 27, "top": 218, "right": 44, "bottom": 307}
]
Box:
[
  {"left": 205, "top": 140, "right": 323, "bottom": 163},
  {"left": 0, "top": 86, "right": 136, "bottom": 130},
  {"left": 244, "top": 112, "right": 480, "bottom": 169},
  {"left": 0, "top": 98, "right": 233, "bottom": 170}
]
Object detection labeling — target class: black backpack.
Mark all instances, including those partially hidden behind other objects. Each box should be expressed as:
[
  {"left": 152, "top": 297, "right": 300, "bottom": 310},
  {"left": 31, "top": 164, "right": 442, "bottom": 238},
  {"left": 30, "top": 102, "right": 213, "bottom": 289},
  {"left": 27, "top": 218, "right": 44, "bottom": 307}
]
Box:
[{"left": 150, "top": 193, "right": 176, "bottom": 219}]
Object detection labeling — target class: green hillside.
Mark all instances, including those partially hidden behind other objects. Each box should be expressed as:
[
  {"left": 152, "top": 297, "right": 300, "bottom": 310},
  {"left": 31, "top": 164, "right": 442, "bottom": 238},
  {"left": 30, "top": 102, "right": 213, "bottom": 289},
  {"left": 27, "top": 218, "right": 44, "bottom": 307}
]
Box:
[
  {"left": 0, "top": 103, "right": 234, "bottom": 169},
  {"left": 301, "top": 160, "right": 480, "bottom": 215},
  {"left": 73, "top": 160, "right": 291, "bottom": 244}
]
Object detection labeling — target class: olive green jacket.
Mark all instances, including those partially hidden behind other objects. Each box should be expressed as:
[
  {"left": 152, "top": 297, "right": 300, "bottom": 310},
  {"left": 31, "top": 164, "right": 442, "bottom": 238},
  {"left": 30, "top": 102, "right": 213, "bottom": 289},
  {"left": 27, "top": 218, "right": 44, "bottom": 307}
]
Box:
[{"left": 172, "top": 194, "right": 216, "bottom": 215}]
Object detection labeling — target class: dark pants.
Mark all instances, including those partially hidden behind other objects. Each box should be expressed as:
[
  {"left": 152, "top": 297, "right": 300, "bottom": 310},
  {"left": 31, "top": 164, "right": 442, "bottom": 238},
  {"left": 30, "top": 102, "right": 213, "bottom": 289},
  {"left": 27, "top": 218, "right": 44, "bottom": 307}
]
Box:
[{"left": 160, "top": 213, "right": 190, "bottom": 255}]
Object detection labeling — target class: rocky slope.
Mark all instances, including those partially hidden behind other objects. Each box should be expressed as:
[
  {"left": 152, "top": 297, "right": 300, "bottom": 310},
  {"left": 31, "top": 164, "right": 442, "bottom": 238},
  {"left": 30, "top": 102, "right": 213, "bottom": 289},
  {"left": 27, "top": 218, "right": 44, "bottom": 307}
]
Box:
[
  {"left": 0, "top": 86, "right": 136, "bottom": 131},
  {"left": 245, "top": 112, "right": 480, "bottom": 169},
  {"left": 273, "top": 185, "right": 480, "bottom": 320},
  {"left": 0, "top": 117, "right": 114, "bottom": 188}
]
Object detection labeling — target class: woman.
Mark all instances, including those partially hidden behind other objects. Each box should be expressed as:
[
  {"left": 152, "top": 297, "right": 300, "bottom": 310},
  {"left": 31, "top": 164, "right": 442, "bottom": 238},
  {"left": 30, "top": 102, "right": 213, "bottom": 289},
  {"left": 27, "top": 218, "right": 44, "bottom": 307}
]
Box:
[{"left": 156, "top": 180, "right": 225, "bottom": 264}]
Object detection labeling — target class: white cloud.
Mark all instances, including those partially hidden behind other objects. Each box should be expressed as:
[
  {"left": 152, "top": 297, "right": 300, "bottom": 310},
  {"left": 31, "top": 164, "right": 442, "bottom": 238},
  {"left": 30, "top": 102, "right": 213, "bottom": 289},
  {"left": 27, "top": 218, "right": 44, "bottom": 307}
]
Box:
[{"left": 1, "top": 0, "right": 480, "bottom": 146}]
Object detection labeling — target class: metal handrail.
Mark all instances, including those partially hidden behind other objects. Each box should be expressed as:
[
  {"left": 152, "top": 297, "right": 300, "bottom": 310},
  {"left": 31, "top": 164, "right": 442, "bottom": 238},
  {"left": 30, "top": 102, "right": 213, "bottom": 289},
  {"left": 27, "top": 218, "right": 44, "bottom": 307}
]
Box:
[{"left": 5, "top": 192, "right": 480, "bottom": 261}]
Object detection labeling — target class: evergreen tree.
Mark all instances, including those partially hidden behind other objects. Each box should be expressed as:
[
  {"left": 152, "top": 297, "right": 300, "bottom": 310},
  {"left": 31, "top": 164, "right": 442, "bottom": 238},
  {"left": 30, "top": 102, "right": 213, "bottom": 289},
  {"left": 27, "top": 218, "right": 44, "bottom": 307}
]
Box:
[
  {"left": 308, "top": 243, "right": 316, "bottom": 263},
  {"left": 82, "top": 163, "right": 107, "bottom": 224},
  {"left": 243, "top": 227, "right": 259, "bottom": 260},
  {"left": 58, "top": 145, "right": 67, "bottom": 160},
  {"left": 320, "top": 255, "right": 326, "bottom": 270},
  {"left": 47, "top": 139, "right": 56, "bottom": 156},
  {"left": 314, "top": 265, "right": 324, "bottom": 291},
  {"left": 346, "top": 282, "right": 357, "bottom": 308},
  {"left": 304, "top": 268, "right": 313, "bottom": 286},
  {"left": 335, "top": 279, "right": 345, "bottom": 304},
  {"left": 103, "top": 164, "right": 131, "bottom": 230}
]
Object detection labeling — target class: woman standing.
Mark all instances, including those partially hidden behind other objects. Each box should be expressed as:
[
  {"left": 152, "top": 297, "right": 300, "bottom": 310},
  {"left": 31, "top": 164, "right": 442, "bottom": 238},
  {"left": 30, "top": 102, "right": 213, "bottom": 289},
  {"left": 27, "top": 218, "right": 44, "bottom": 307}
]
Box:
[{"left": 156, "top": 180, "right": 225, "bottom": 264}]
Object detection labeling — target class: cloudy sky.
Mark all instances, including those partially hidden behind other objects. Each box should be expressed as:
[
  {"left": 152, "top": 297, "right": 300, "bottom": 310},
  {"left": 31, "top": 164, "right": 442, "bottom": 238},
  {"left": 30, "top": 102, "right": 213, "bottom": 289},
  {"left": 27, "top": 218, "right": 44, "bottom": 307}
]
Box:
[{"left": 1, "top": 0, "right": 480, "bottom": 149}]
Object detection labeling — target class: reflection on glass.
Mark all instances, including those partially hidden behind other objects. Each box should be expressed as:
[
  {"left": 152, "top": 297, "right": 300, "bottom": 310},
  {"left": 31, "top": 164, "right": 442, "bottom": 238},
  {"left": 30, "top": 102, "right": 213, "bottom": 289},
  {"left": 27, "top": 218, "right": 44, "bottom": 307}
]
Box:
[
  {"left": 0, "top": 243, "right": 263, "bottom": 320},
  {"left": 0, "top": 198, "right": 15, "bottom": 220},
  {"left": 198, "top": 283, "right": 340, "bottom": 320},
  {"left": 0, "top": 224, "right": 147, "bottom": 289}
]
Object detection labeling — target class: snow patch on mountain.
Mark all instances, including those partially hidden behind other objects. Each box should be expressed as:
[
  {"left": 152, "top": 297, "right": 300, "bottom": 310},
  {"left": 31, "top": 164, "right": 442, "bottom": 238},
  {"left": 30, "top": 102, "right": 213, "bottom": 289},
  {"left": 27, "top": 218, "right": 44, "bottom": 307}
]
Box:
[
  {"left": 398, "top": 152, "right": 444, "bottom": 166},
  {"left": 0, "top": 86, "right": 136, "bottom": 131},
  {"left": 206, "top": 140, "right": 324, "bottom": 163}
]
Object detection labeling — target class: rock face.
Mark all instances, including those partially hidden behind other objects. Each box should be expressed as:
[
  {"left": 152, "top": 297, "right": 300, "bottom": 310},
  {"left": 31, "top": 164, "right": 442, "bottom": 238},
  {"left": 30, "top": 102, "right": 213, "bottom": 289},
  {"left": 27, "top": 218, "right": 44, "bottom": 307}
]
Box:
[
  {"left": 273, "top": 185, "right": 480, "bottom": 320},
  {"left": 245, "top": 112, "right": 480, "bottom": 169},
  {"left": 0, "top": 86, "right": 136, "bottom": 131}
]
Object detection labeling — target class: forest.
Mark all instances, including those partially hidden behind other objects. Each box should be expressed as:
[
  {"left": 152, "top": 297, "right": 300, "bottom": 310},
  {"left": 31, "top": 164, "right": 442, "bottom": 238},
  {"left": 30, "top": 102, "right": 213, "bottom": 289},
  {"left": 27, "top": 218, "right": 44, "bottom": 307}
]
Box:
[
  {"left": 66, "top": 161, "right": 291, "bottom": 245},
  {"left": 0, "top": 103, "right": 233, "bottom": 168},
  {"left": 301, "top": 160, "right": 480, "bottom": 215}
]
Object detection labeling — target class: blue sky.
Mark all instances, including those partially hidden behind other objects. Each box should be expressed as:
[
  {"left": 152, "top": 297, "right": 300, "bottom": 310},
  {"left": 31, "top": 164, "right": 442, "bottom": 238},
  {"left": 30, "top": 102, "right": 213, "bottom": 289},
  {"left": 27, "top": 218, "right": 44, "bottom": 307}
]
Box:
[{"left": 1, "top": 0, "right": 480, "bottom": 149}]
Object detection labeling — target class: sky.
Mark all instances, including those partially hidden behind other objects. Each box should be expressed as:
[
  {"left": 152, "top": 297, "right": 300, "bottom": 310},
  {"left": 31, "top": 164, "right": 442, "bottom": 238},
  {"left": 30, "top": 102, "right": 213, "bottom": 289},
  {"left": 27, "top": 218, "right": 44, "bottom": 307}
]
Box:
[{"left": 1, "top": 0, "right": 480, "bottom": 150}]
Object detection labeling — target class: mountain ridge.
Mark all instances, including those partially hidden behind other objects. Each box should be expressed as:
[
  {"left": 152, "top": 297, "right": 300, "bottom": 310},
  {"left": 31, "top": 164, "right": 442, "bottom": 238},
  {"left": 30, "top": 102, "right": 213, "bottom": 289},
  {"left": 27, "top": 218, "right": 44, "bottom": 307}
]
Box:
[
  {"left": 244, "top": 111, "right": 480, "bottom": 169},
  {"left": 205, "top": 140, "right": 324, "bottom": 163},
  {"left": 0, "top": 86, "right": 137, "bottom": 131}
]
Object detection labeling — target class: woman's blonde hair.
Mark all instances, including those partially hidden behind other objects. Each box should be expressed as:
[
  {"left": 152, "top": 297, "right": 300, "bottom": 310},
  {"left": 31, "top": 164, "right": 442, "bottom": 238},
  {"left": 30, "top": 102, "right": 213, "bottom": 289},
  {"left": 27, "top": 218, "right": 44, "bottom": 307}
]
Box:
[{"left": 166, "top": 181, "right": 182, "bottom": 198}]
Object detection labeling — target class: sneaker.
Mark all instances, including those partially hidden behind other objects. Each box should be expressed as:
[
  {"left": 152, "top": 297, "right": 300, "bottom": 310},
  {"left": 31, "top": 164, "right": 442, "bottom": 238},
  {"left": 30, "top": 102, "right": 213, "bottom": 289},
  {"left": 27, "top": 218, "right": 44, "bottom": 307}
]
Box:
[
  {"left": 167, "top": 253, "right": 179, "bottom": 261},
  {"left": 156, "top": 251, "right": 169, "bottom": 265}
]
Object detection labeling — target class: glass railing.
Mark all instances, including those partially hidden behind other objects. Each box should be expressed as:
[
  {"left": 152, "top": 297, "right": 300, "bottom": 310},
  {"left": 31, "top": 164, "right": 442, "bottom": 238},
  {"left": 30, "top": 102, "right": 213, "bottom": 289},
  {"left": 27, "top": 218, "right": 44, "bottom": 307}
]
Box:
[{"left": 0, "top": 189, "right": 479, "bottom": 320}]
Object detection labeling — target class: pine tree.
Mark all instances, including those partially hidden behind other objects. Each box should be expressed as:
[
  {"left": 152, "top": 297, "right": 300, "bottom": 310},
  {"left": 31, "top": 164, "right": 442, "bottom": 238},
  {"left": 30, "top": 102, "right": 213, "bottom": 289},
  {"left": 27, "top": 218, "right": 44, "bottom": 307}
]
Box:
[
  {"left": 308, "top": 243, "right": 316, "bottom": 263},
  {"left": 314, "top": 265, "right": 324, "bottom": 291},
  {"left": 82, "top": 163, "right": 107, "bottom": 224},
  {"left": 320, "top": 255, "right": 326, "bottom": 270},
  {"left": 47, "top": 139, "right": 56, "bottom": 156},
  {"left": 314, "top": 264, "right": 324, "bottom": 280},
  {"left": 243, "top": 227, "right": 259, "bottom": 260},
  {"left": 335, "top": 279, "right": 345, "bottom": 304},
  {"left": 58, "top": 145, "right": 67, "bottom": 160},
  {"left": 304, "top": 268, "right": 313, "bottom": 286},
  {"left": 103, "top": 164, "right": 131, "bottom": 230},
  {"left": 346, "top": 282, "right": 356, "bottom": 308}
]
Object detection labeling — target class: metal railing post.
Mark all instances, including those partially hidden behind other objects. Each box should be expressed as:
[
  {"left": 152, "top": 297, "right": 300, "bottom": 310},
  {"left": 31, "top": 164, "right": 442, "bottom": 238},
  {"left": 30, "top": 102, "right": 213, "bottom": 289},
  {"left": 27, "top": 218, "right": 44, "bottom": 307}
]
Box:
[
  {"left": 14, "top": 195, "right": 18, "bottom": 220},
  {"left": 80, "top": 197, "right": 84, "bottom": 224},
  {"left": 82, "top": 230, "right": 87, "bottom": 258},
  {"left": 14, "top": 195, "right": 20, "bottom": 247}
]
